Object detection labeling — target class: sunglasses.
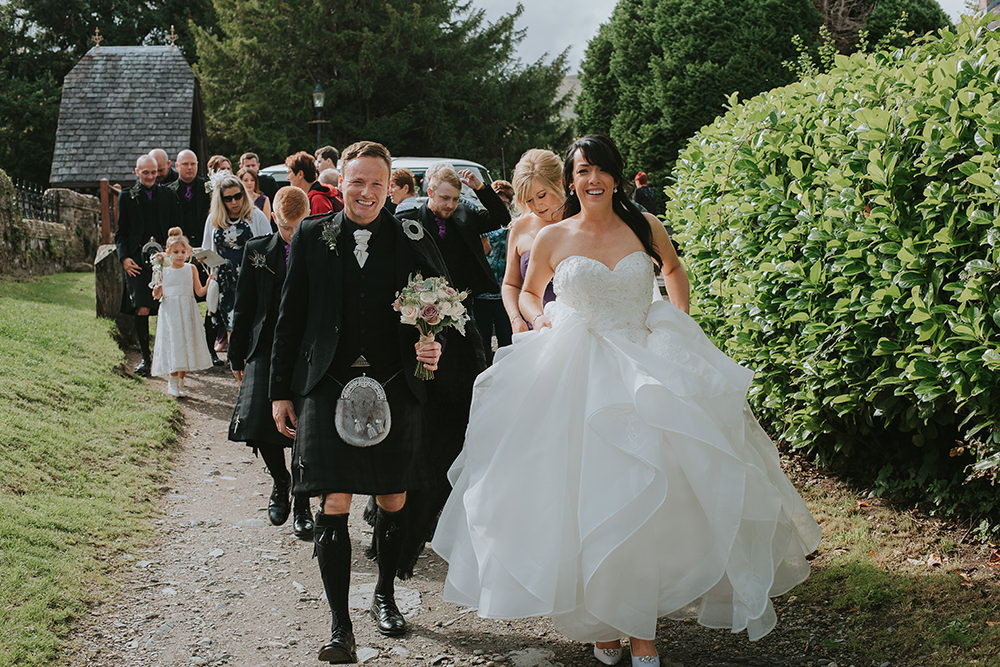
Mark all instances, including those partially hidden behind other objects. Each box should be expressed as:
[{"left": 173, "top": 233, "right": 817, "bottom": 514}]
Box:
[{"left": 221, "top": 192, "right": 244, "bottom": 203}]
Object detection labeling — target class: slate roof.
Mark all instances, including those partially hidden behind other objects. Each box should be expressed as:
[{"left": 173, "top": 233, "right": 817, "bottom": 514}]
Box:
[{"left": 49, "top": 46, "right": 204, "bottom": 188}]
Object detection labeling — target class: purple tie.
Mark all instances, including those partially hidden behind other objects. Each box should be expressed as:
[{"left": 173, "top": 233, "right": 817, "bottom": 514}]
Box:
[
  {"left": 184, "top": 184, "right": 193, "bottom": 201},
  {"left": 284, "top": 243, "right": 290, "bottom": 266},
  {"left": 144, "top": 188, "right": 153, "bottom": 201},
  {"left": 435, "top": 217, "right": 447, "bottom": 239}
]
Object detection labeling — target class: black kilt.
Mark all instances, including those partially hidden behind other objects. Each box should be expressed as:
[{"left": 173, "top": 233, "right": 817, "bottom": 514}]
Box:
[
  {"left": 229, "top": 354, "right": 291, "bottom": 449},
  {"left": 125, "top": 264, "right": 159, "bottom": 313},
  {"left": 292, "top": 368, "right": 430, "bottom": 496}
]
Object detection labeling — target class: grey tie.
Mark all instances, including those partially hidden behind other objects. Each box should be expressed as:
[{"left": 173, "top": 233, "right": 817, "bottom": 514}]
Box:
[{"left": 354, "top": 229, "right": 372, "bottom": 268}]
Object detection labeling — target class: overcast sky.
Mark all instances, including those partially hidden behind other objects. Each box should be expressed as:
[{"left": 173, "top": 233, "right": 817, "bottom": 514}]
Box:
[{"left": 474, "top": 0, "right": 975, "bottom": 74}]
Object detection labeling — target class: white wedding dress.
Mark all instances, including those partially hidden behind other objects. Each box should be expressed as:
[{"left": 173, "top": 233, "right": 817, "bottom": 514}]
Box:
[{"left": 431, "top": 251, "right": 821, "bottom": 642}]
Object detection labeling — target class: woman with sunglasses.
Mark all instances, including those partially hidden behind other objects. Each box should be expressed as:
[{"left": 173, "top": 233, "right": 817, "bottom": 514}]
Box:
[{"left": 201, "top": 174, "right": 272, "bottom": 345}]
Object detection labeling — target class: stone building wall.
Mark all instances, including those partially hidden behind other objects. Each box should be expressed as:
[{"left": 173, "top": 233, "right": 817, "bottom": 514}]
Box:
[{"left": 0, "top": 169, "right": 101, "bottom": 276}]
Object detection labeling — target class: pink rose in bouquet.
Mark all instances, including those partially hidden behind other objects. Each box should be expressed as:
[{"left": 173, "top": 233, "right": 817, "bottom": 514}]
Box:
[{"left": 393, "top": 273, "right": 470, "bottom": 379}]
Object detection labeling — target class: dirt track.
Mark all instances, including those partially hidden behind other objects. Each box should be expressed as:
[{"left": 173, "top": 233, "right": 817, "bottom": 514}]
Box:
[{"left": 65, "top": 361, "right": 858, "bottom": 667}]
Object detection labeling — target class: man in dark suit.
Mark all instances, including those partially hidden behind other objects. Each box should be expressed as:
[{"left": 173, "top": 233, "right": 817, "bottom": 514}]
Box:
[
  {"left": 393, "top": 163, "right": 509, "bottom": 575},
  {"left": 167, "top": 150, "right": 209, "bottom": 249},
  {"left": 115, "top": 154, "right": 177, "bottom": 374},
  {"left": 229, "top": 186, "right": 313, "bottom": 537},
  {"left": 167, "top": 149, "right": 221, "bottom": 366},
  {"left": 398, "top": 163, "right": 510, "bottom": 300},
  {"left": 270, "top": 141, "right": 445, "bottom": 664},
  {"left": 240, "top": 152, "right": 278, "bottom": 202}
]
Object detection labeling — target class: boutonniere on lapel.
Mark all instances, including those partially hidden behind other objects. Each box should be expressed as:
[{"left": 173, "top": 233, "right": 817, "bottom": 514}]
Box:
[
  {"left": 402, "top": 219, "right": 424, "bottom": 241},
  {"left": 129, "top": 184, "right": 144, "bottom": 201},
  {"left": 248, "top": 250, "right": 275, "bottom": 274},
  {"left": 321, "top": 216, "right": 342, "bottom": 254}
]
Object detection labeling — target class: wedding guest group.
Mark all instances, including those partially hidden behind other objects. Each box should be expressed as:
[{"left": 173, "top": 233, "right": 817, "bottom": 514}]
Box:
[{"left": 114, "top": 137, "right": 819, "bottom": 666}]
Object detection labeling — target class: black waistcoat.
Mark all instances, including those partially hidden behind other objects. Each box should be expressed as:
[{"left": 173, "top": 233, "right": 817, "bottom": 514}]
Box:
[
  {"left": 330, "top": 218, "right": 402, "bottom": 378},
  {"left": 433, "top": 216, "right": 479, "bottom": 295},
  {"left": 169, "top": 177, "right": 210, "bottom": 247}
]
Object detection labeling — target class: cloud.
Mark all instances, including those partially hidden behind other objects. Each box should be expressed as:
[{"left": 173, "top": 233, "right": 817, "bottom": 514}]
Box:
[{"left": 472, "top": 0, "right": 618, "bottom": 71}]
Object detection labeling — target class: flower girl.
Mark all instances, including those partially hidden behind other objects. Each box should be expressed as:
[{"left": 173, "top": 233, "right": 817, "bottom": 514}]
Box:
[{"left": 151, "top": 227, "right": 214, "bottom": 396}]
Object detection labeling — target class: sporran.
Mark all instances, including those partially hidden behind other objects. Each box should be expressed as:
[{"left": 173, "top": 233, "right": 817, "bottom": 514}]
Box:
[{"left": 335, "top": 374, "right": 391, "bottom": 447}]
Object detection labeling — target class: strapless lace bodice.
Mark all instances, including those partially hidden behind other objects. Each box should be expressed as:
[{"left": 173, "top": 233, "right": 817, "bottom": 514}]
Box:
[{"left": 550, "top": 251, "right": 653, "bottom": 342}]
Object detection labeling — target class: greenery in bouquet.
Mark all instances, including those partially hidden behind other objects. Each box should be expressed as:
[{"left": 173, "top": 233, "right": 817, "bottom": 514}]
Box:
[{"left": 393, "top": 274, "right": 470, "bottom": 380}]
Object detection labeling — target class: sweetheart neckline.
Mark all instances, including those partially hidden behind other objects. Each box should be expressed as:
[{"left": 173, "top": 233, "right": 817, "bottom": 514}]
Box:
[{"left": 554, "top": 250, "right": 649, "bottom": 275}]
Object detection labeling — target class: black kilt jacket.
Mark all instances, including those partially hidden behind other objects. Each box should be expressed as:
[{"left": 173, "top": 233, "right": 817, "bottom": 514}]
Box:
[
  {"left": 396, "top": 183, "right": 509, "bottom": 297},
  {"left": 114, "top": 184, "right": 177, "bottom": 311},
  {"left": 269, "top": 209, "right": 450, "bottom": 494},
  {"left": 228, "top": 231, "right": 291, "bottom": 448}
]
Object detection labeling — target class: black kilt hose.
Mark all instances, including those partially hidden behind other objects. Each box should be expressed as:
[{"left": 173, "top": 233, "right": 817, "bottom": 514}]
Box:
[{"left": 269, "top": 210, "right": 451, "bottom": 498}]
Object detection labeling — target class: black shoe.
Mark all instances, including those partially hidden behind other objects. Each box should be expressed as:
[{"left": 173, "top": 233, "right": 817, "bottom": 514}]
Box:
[
  {"left": 211, "top": 355, "right": 225, "bottom": 367},
  {"left": 370, "top": 592, "right": 407, "bottom": 636},
  {"left": 134, "top": 358, "right": 151, "bottom": 376},
  {"left": 317, "top": 625, "right": 356, "bottom": 664},
  {"left": 293, "top": 500, "right": 314, "bottom": 539},
  {"left": 268, "top": 479, "right": 291, "bottom": 526}
]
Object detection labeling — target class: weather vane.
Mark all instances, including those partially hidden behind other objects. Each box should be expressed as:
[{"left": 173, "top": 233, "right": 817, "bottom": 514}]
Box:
[
  {"left": 168, "top": 25, "right": 178, "bottom": 49},
  {"left": 92, "top": 27, "right": 103, "bottom": 52}
]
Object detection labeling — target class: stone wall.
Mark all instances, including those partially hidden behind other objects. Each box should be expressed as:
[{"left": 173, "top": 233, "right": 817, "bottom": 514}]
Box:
[{"left": 0, "top": 169, "right": 101, "bottom": 276}]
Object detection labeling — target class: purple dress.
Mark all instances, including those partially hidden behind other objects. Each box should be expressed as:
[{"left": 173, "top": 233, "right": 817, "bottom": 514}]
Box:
[{"left": 519, "top": 250, "right": 556, "bottom": 329}]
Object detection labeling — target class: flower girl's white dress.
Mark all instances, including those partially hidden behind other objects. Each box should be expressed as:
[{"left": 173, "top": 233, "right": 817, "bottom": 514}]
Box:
[
  {"left": 151, "top": 265, "right": 212, "bottom": 377},
  {"left": 431, "top": 251, "right": 821, "bottom": 642}
]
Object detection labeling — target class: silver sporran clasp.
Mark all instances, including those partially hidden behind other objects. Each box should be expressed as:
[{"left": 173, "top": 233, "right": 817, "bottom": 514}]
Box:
[{"left": 335, "top": 374, "right": 391, "bottom": 447}]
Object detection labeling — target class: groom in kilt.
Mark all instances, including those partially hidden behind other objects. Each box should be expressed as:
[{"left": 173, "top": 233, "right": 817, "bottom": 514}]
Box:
[{"left": 270, "top": 141, "right": 448, "bottom": 664}]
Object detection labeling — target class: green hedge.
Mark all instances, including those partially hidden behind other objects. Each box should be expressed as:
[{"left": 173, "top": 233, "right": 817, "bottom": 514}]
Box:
[{"left": 666, "top": 18, "right": 1000, "bottom": 528}]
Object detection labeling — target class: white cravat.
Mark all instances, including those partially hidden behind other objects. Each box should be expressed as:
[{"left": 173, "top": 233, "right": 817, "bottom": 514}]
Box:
[{"left": 353, "top": 229, "right": 372, "bottom": 268}]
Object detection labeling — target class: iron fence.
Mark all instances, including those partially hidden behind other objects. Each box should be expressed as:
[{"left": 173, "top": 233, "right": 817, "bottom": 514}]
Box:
[{"left": 13, "top": 180, "right": 59, "bottom": 223}]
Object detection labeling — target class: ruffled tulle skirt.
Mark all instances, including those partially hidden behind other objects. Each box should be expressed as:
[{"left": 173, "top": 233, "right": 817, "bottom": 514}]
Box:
[{"left": 430, "top": 299, "right": 821, "bottom": 642}]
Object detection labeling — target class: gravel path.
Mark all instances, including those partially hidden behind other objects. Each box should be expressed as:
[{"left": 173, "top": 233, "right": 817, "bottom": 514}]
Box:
[{"left": 65, "top": 362, "right": 860, "bottom": 667}]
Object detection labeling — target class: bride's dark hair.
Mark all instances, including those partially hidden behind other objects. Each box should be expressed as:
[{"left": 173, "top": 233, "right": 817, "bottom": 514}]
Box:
[{"left": 561, "top": 134, "right": 662, "bottom": 271}]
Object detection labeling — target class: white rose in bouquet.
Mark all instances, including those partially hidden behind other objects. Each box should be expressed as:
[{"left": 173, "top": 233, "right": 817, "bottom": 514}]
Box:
[{"left": 399, "top": 304, "right": 419, "bottom": 325}]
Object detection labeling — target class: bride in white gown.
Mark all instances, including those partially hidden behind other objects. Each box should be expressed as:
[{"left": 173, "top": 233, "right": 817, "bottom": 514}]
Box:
[{"left": 431, "top": 135, "right": 821, "bottom": 666}]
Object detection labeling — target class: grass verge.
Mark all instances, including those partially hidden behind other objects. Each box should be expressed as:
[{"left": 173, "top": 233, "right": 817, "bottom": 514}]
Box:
[
  {"left": 783, "top": 456, "right": 1000, "bottom": 665},
  {"left": 0, "top": 272, "right": 179, "bottom": 666}
]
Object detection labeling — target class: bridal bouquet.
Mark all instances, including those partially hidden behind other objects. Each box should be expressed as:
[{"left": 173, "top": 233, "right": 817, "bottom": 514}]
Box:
[
  {"left": 393, "top": 274, "right": 470, "bottom": 380},
  {"left": 148, "top": 252, "right": 169, "bottom": 289}
]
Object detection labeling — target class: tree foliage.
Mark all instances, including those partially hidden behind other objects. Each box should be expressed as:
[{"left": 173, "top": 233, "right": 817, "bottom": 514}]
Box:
[
  {"left": 191, "top": 0, "right": 571, "bottom": 176},
  {"left": 665, "top": 17, "right": 1000, "bottom": 530},
  {"left": 0, "top": 0, "right": 214, "bottom": 184},
  {"left": 809, "top": 0, "right": 952, "bottom": 53},
  {"left": 575, "top": 0, "right": 821, "bottom": 187}
]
